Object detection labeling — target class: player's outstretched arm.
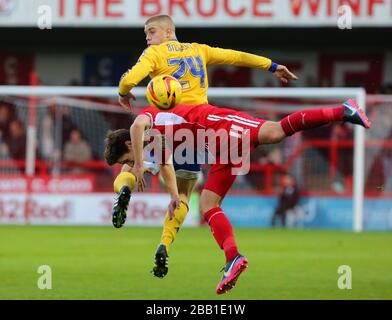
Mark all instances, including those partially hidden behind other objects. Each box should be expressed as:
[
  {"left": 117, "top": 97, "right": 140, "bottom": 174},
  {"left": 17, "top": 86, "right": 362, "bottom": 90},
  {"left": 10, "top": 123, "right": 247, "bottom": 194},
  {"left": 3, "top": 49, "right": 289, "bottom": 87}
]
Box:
[
  {"left": 204, "top": 45, "right": 298, "bottom": 83},
  {"left": 130, "top": 114, "right": 151, "bottom": 191}
]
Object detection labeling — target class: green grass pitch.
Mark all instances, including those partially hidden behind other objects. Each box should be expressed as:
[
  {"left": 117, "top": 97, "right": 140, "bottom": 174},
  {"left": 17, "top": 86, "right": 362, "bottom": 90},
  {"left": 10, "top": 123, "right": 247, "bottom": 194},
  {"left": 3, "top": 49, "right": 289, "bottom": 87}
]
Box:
[{"left": 0, "top": 225, "right": 391, "bottom": 300}]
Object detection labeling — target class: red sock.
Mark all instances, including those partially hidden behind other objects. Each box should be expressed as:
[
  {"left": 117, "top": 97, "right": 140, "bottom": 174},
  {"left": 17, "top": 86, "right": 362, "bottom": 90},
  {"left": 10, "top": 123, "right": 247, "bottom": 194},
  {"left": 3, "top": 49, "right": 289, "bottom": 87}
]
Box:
[
  {"left": 280, "top": 106, "right": 344, "bottom": 136},
  {"left": 204, "top": 207, "right": 239, "bottom": 262}
]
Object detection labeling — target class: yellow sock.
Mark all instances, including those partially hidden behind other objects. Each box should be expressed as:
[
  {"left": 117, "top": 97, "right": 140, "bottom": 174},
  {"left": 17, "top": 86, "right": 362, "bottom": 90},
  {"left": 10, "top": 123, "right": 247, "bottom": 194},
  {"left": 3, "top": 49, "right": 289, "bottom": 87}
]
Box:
[
  {"left": 113, "top": 172, "right": 136, "bottom": 193},
  {"left": 160, "top": 201, "right": 188, "bottom": 252}
]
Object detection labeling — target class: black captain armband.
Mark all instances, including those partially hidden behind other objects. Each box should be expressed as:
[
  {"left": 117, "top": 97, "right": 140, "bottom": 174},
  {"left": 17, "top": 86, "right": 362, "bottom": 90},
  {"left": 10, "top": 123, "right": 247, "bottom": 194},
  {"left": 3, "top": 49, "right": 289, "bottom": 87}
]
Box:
[
  {"left": 118, "top": 92, "right": 128, "bottom": 97},
  {"left": 268, "top": 62, "right": 278, "bottom": 72}
]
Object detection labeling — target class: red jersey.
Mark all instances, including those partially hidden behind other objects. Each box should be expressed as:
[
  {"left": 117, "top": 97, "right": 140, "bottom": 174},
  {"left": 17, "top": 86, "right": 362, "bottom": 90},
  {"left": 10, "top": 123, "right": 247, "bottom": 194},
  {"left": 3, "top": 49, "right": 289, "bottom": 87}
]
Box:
[
  {"left": 139, "top": 103, "right": 266, "bottom": 198},
  {"left": 140, "top": 103, "right": 265, "bottom": 153}
]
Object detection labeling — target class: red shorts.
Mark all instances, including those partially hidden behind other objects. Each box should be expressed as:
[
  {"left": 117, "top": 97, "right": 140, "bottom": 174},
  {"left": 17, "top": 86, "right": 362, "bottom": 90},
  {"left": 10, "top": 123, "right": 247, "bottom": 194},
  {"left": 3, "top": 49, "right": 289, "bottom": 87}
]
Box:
[{"left": 203, "top": 111, "right": 266, "bottom": 198}]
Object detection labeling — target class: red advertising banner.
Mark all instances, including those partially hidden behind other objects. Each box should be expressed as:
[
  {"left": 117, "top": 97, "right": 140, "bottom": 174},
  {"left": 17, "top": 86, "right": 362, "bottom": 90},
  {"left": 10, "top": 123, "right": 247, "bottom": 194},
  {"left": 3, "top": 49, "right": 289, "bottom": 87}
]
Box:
[
  {"left": 0, "top": 193, "right": 199, "bottom": 226},
  {"left": 0, "top": 175, "right": 95, "bottom": 193}
]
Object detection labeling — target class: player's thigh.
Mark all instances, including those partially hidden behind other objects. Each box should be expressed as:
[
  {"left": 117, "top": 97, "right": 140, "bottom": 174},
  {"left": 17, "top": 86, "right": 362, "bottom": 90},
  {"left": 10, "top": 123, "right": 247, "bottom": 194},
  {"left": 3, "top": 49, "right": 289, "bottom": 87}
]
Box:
[
  {"left": 258, "top": 121, "right": 286, "bottom": 144},
  {"left": 201, "top": 164, "right": 236, "bottom": 214}
]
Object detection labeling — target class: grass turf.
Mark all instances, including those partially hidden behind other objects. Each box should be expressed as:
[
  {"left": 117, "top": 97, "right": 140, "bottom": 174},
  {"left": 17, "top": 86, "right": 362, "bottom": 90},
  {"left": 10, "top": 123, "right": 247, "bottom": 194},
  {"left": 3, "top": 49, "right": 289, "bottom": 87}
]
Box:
[{"left": 0, "top": 225, "right": 391, "bottom": 300}]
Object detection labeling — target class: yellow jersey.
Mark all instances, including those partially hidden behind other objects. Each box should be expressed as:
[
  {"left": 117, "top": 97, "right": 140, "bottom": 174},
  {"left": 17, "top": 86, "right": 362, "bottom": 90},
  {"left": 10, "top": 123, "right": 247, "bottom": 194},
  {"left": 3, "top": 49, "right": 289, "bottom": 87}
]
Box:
[{"left": 119, "top": 40, "right": 273, "bottom": 105}]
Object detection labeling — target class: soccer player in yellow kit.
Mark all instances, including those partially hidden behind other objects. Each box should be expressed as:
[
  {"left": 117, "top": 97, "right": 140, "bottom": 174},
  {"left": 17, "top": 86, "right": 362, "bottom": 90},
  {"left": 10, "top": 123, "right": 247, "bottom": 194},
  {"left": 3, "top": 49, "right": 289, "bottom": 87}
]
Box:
[{"left": 113, "top": 14, "right": 298, "bottom": 279}]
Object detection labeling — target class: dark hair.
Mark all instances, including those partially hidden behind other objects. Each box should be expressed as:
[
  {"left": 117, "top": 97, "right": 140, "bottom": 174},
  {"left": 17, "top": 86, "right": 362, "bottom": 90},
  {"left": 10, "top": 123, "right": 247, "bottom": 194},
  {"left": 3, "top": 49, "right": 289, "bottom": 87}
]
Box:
[{"left": 104, "top": 129, "right": 130, "bottom": 165}]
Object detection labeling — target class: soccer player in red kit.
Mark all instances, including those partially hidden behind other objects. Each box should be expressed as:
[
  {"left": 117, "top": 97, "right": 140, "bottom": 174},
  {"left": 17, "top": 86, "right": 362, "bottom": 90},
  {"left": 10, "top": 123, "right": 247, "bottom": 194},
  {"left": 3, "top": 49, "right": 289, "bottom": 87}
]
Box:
[{"left": 105, "top": 97, "right": 371, "bottom": 294}]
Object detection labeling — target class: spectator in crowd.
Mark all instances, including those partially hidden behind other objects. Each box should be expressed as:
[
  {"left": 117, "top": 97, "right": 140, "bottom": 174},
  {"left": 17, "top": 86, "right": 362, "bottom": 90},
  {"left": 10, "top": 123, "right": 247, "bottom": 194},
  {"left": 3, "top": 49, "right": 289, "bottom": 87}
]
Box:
[
  {"left": 7, "top": 119, "right": 26, "bottom": 160},
  {"left": 39, "top": 104, "right": 76, "bottom": 145},
  {"left": 61, "top": 106, "right": 76, "bottom": 145},
  {"left": 271, "top": 173, "right": 300, "bottom": 228},
  {"left": 40, "top": 106, "right": 55, "bottom": 161},
  {"left": 63, "top": 129, "right": 92, "bottom": 173},
  {"left": 0, "top": 131, "right": 10, "bottom": 159},
  {"left": 245, "top": 147, "right": 269, "bottom": 191},
  {"left": 0, "top": 103, "right": 14, "bottom": 141}
]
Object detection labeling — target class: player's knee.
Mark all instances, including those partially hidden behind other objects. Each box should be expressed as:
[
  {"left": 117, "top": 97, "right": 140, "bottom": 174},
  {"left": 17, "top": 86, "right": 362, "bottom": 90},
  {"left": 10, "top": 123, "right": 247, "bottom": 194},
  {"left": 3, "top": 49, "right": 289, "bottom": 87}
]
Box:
[
  {"left": 200, "top": 204, "right": 211, "bottom": 215},
  {"left": 200, "top": 195, "right": 220, "bottom": 214},
  {"left": 201, "top": 204, "right": 217, "bottom": 215},
  {"left": 200, "top": 200, "right": 209, "bottom": 214},
  {"left": 263, "top": 122, "right": 286, "bottom": 144},
  {"left": 269, "top": 128, "right": 285, "bottom": 143}
]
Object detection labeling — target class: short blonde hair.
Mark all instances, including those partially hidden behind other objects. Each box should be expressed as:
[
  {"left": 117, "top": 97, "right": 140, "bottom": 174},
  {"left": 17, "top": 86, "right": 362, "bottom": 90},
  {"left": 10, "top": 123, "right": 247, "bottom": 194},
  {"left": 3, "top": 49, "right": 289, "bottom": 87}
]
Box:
[{"left": 145, "top": 14, "right": 175, "bottom": 32}]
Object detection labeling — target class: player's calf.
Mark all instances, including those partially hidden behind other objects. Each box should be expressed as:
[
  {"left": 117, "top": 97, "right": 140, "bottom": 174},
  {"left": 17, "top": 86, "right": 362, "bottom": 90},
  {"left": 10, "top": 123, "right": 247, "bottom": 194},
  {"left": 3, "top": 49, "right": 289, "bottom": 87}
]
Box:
[{"left": 257, "top": 121, "right": 286, "bottom": 145}]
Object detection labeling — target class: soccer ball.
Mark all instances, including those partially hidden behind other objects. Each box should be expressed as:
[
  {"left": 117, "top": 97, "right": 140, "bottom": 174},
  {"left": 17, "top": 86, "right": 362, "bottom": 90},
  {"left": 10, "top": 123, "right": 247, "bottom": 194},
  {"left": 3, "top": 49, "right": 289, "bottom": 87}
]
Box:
[{"left": 146, "top": 75, "right": 182, "bottom": 110}]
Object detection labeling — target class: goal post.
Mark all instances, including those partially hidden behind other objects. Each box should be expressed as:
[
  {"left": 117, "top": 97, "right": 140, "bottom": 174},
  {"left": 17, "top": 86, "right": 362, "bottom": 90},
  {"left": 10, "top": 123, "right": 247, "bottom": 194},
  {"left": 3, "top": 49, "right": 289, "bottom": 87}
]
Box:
[{"left": 0, "top": 86, "right": 366, "bottom": 232}]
